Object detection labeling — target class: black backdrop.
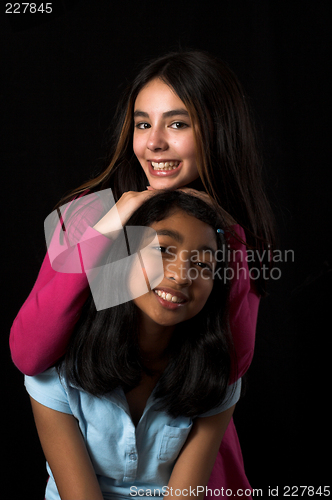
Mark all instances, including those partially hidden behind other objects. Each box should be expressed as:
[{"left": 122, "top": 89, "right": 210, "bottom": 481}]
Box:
[{"left": 2, "top": 1, "right": 331, "bottom": 497}]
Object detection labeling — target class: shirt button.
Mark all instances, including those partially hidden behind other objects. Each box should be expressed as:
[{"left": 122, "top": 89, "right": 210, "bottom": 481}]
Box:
[{"left": 129, "top": 452, "right": 137, "bottom": 461}]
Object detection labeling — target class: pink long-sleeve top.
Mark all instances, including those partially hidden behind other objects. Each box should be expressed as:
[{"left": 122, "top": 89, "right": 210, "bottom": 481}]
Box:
[{"left": 10, "top": 192, "right": 260, "bottom": 379}]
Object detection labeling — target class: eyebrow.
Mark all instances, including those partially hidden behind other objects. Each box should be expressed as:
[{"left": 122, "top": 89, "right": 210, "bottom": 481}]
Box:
[
  {"left": 156, "top": 229, "right": 183, "bottom": 243},
  {"left": 133, "top": 108, "right": 190, "bottom": 119},
  {"left": 156, "top": 230, "right": 217, "bottom": 258}
]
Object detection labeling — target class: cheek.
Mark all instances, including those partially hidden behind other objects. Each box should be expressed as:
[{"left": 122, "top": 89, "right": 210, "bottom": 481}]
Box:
[
  {"left": 191, "top": 279, "right": 213, "bottom": 311},
  {"left": 133, "top": 134, "right": 144, "bottom": 159},
  {"left": 127, "top": 257, "right": 151, "bottom": 299},
  {"left": 180, "top": 134, "right": 196, "bottom": 159}
]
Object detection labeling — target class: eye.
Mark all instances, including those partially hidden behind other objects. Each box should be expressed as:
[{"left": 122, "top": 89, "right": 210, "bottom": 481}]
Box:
[
  {"left": 170, "top": 121, "right": 188, "bottom": 129},
  {"left": 151, "top": 245, "right": 169, "bottom": 254},
  {"left": 135, "top": 122, "right": 151, "bottom": 129},
  {"left": 151, "top": 245, "right": 168, "bottom": 253},
  {"left": 195, "top": 261, "right": 213, "bottom": 272}
]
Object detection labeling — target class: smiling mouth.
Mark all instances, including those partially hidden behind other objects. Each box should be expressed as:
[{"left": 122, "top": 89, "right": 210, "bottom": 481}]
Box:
[
  {"left": 153, "top": 289, "right": 186, "bottom": 303},
  {"left": 151, "top": 161, "right": 181, "bottom": 171}
]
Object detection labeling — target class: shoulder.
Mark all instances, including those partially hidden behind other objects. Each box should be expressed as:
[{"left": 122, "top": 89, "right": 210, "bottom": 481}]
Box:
[
  {"left": 66, "top": 190, "right": 110, "bottom": 228},
  {"left": 226, "top": 223, "right": 246, "bottom": 245},
  {"left": 47, "top": 188, "right": 115, "bottom": 262},
  {"left": 197, "top": 379, "right": 242, "bottom": 418},
  {"left": 25, "top": 367, "right": 72, "bottom": 415}
]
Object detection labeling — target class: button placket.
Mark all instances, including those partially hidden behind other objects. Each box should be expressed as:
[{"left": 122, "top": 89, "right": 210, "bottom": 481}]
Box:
[{"left": 123, "top": 416, "right": 138, "bottom": 482}]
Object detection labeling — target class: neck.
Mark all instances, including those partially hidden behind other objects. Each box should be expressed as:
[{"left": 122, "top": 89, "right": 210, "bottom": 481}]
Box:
[{"left": 138, "top": 315, "right": 175, "bottom": 371}]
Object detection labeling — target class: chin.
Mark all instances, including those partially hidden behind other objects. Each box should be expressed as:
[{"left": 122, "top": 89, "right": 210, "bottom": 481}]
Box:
[{"left": 149, "top": 178, "right": 182, "bottom": 190}]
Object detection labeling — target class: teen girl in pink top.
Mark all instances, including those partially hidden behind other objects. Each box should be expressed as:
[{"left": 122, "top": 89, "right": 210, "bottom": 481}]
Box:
[{"left": 10, "top": 50, "right": 275, "bottom": 498}]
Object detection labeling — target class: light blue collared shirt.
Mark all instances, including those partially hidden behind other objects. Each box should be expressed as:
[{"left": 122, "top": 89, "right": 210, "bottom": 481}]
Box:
[{"left": 25, "top": 368, "right": 241, "bottom": 500}]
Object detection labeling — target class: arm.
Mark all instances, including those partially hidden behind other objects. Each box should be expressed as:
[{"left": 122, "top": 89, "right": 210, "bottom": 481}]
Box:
[
  {"left": 10, "top": 192, "right": 108, "bottom": 375},
  {"left": 30, "top": 397, "right": 104, "bottom": 500},
  {"left": 10, "top": 189, "right": 157, "bottom": 375},
  {"left": 10, "top": 257, "right": 90, "bottom": 375},
  {"left": 166, "top": 405, "right": 236, "bottom": 500},
  {"left": 10, "top": 226, "right": 111, "bottom": 375},
  {"left": 227, "top": 225, "right": 261, "bottom": 381}
]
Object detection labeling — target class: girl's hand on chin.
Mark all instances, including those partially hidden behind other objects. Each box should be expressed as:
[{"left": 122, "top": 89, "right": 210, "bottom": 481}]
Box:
[{"left": 93, "top": 189, "right": 158, "bottom": 237}]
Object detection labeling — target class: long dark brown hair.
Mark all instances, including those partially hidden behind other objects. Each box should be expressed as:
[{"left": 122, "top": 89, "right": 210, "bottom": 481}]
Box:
[{"left": 57, "top": 50, "right": 276, "bottom": 295}]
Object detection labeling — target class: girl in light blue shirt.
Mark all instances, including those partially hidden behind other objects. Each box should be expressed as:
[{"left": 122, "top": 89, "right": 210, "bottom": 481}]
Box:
[{"left": 26, "top": 190, "right": 242, "bottom": 500}]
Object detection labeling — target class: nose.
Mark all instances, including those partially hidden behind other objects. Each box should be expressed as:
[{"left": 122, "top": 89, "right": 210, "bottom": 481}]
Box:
[
  {"left": 147, "top": 126, "right": 168, "bottom": 152},
  {"left": 164, "top": 258, "right": 192, "bottom": 287}
]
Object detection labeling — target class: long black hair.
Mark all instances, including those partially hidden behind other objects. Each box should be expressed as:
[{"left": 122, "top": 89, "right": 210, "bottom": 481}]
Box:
[
  {"left": 58, "top": 191, "right": 235, "bottom": 418},
  {"left": 56, "top": 49, "right": 276, "bottom": 296}
]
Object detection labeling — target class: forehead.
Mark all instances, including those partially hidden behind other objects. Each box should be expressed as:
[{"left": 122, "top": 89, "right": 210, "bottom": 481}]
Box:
[
  {"left": 151, "top": 209, "right": 217, "bottom": 251},
  {"left": 134, "top": 78, "right": 186, "bottom": 111}
]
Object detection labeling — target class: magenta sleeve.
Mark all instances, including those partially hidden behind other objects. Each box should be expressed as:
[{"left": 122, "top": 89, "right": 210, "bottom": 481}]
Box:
[
  {"left": 227, "top": 225, "right": 261, "bottom": 382},
  {"left": 9, "top": 226, "right": 112, "bottom": 375},
  {"left": 9, "top": 190, "right": 113, "bottom": 375}
]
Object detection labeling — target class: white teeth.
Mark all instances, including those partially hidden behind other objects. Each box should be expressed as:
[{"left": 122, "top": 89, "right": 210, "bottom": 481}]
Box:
[
  {"left": 154, "top": 289, "right": 184, "bottom": 303},
  {"left": 151, "top": 161, "right": 180, "bottom": 170}
]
